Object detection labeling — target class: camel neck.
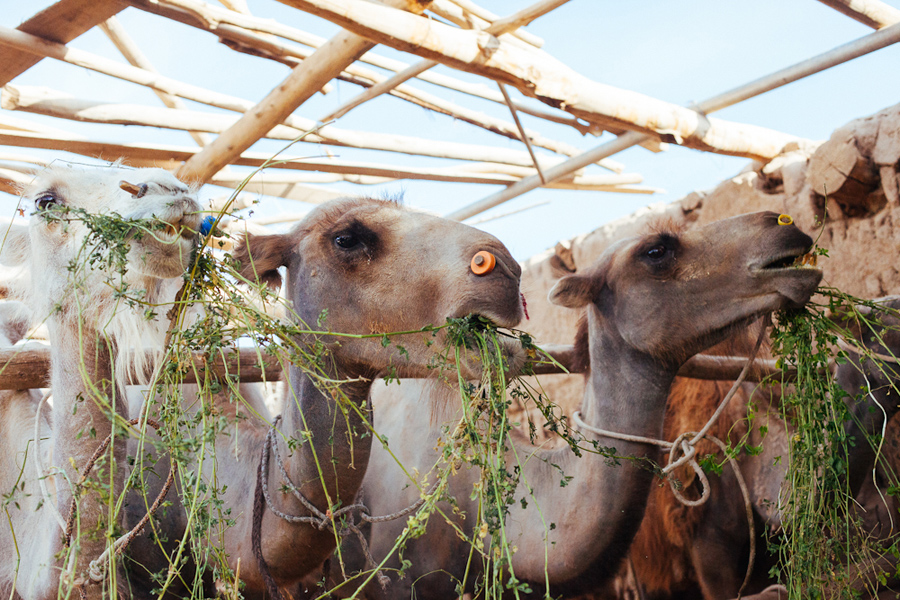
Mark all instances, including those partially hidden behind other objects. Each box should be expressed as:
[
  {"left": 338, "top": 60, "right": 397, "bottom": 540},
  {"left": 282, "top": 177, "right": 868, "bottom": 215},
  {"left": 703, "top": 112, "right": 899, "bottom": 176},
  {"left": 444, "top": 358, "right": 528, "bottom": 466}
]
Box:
[
  {"left": 47, "top": 315, "right": 129, "bottom": 596},
  {"left": 506, "top": 308, "right": 680, "bottom": 593},
  {"left": 579, "top": 314, "right": 676, "bottom": 446},
  {"left": 278, "top": 361, "right": 374, "bottom": 519}
]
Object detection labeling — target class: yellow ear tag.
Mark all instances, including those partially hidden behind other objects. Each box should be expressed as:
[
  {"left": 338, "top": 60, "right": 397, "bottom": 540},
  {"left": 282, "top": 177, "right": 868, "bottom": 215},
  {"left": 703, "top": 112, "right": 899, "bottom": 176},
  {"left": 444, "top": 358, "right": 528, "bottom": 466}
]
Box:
[{"left": 777, "top": 214, "right": 793, "bottom": 226}]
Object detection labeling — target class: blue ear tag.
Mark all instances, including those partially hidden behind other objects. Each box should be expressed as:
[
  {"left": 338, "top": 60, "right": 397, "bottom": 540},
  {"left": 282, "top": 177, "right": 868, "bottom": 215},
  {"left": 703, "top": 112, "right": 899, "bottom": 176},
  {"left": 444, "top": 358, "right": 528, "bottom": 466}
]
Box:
[{"left": 200, "top": 216, "right": 216, "bottom": 237}]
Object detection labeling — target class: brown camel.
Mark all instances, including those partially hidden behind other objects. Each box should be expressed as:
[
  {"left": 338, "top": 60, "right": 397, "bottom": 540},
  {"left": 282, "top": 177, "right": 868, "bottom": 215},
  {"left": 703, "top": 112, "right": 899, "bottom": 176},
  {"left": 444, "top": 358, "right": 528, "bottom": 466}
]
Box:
[
  {"left": 628, "top": 299, "right": 900, "bottom": 600},
  {"left": 121, "top": 196, "right": 527, "bottom": 598},
  {"left": 0, "top": 164, "right": 202, "bottom": 599},
  {"left": 326, "top": 211, "right": 822, "bottom": 599}
]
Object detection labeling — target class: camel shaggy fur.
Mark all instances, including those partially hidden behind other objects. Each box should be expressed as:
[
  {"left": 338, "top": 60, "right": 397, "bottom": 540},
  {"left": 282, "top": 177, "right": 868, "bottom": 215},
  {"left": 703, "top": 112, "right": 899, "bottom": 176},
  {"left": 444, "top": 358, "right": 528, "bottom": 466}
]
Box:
[
  {"left": 329, "top": 211, "right": 823, "bottom": 599},
  {"left": 0, "top": 164, "right": 202, "bottom": 599},
  {"left": 628, "top": 299, "right": 900, "bottom": 600}
]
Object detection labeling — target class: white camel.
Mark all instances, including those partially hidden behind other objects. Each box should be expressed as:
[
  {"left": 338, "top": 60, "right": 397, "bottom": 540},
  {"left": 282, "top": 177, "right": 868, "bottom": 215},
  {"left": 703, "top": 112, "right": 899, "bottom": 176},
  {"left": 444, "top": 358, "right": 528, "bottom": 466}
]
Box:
[
  {"left": 0, "top": 164, "right": 202, "bottom": 599},
  {"left": 330, "top": 211, "right": 823, "bottom": 599}
]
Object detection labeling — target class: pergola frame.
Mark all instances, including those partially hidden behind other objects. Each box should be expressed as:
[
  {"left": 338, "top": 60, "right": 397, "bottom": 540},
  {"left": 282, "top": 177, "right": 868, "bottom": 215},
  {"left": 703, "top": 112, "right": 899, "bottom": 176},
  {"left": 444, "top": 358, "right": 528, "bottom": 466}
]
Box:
[
  {"left": 0, "top": 0, "right": 897, "bottom": 225},
  {"left": 0, "top": 0, "right": 897, "bottom": 383}
]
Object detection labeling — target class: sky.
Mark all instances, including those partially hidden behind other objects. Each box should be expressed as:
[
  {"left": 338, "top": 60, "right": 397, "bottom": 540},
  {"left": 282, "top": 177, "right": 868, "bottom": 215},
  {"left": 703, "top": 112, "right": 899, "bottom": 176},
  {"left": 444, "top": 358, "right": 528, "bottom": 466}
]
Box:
[{"left": 2, "top": 0, "right": 900, "bottom": 260}]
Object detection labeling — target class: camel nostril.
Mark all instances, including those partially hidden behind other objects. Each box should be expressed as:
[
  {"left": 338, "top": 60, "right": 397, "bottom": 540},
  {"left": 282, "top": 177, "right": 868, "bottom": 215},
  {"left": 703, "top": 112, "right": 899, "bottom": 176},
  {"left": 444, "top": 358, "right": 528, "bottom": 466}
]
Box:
[{"left": 471, "top": 251, "right": 496, "bottom": 276}]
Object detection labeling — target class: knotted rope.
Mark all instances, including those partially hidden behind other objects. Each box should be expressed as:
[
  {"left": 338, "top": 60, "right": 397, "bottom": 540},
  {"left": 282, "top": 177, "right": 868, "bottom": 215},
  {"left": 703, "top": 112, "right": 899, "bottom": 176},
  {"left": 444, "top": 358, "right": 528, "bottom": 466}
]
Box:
[
  {"left": 64, "top": 418, "right": 176, "bottom": 588},
  {"left": 572, "top": 315, "right": 769, "bottom": 597},
  {"left": 253, "top": 417, "right": 439, "bottom": 599}
]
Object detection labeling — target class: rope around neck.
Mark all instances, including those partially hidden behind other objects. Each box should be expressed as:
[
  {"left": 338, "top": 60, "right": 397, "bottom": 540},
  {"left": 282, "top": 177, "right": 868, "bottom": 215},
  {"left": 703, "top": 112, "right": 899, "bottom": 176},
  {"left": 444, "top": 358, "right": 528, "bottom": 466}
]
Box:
[
  {"left": 254, "top": 416, "right": 439, "bottom": 595},
  {"left": 572, "top": 316, "right": 768, "bottom": 596}
]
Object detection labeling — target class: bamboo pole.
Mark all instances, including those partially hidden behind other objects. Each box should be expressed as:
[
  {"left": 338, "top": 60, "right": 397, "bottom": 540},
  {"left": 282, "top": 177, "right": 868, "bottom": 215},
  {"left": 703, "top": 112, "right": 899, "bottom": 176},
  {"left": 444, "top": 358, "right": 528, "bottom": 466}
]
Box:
[
  {"left": 446, "top": 20, "right": 900, "bottom": 220},
  {"left": 2, "top": 84, "right": 593, "bottom": 171},
  {"left": 0, "top": 0, "right": 128, "bottom": 86},
  {"left": 176, "top": 0, "right": 437, "bottom": 184},
  {"left": 0, "top": 129, "right": 648, "bottom": 189},
  {"left": 815, "top": 0, "right": 900, "bottom": 29}
]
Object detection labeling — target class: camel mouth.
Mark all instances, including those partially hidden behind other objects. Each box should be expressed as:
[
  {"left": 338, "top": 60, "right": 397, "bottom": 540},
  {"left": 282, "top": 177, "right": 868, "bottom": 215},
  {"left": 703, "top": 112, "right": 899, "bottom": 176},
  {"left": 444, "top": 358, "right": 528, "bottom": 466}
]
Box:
[{"left": 754, "top": 248, "right": 822, "bottom": 274}]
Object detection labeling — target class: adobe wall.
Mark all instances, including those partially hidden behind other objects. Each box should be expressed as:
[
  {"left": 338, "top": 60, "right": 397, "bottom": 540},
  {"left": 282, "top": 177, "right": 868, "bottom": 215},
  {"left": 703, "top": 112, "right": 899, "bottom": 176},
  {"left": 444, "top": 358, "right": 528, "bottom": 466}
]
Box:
[{"left": 519, "top": 103, "right": 900, "bottom": 418}]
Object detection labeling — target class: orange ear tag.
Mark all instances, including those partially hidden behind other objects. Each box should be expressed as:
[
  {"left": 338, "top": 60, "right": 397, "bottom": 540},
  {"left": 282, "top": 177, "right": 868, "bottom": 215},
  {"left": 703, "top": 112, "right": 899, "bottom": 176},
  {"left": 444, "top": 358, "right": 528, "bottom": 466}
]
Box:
[
  {"left": 470, "top": 251, "right": 496, "bottom": 275},
  {"left": 777, "top": 214, "right": 793, "bottom": 226}
]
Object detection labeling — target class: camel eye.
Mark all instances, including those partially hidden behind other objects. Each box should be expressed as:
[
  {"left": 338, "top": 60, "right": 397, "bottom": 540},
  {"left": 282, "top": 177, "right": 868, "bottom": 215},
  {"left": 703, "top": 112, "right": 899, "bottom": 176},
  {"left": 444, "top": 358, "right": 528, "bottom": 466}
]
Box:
[
  {"left": 646, "top": 245, "right": 667, "bottom": 260},
  {"left": 35, "top": 192, "right": 58, "bottom": 211},
  {"left": 334, "top": 233, "right": 360, "bottom": 249}
]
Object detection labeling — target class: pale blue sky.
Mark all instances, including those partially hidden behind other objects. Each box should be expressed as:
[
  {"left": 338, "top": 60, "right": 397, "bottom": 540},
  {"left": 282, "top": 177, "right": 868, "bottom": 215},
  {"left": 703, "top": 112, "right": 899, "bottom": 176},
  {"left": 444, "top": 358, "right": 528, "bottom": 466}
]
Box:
[{"left": 2, "top": 0, "right": 899, "bottom": 259}]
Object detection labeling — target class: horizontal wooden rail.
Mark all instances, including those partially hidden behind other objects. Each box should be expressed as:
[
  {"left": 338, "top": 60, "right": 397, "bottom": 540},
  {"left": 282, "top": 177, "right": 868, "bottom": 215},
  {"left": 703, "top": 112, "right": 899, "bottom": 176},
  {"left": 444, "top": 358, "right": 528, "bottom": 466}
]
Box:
[{"left": 0, "top": 344, "right": 794, "bottom": 390}]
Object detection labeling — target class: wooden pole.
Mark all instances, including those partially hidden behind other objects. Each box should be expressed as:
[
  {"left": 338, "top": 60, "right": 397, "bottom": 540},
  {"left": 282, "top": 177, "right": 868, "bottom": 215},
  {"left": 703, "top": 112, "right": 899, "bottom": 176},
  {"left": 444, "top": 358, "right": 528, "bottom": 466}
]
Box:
[
  {"left": 318, "top": 0, "right": 571, "bottom": 124},
  {"left": 127, "top": 0, "right": 614, "bottom": 157},
  {"left": 446, "top": 20, "right": 900, "bottom": 220},
  {"left": 431, "top": 0, "right": 545, "bottom": 48},
  {"left": 98, "top": 16, "right": 214, "bottom": 148},
  {"left": 0, "top": 129, "right": 647, "bottom": 189},
  {"left": 0, "top": 0, "right": 128, "bottom": 86},
  {"left": 3, "top": 84, "right": 592, "bottom": 171},
  {"left": 815, "top": 0, "right": 900, "bottom": 29},
  {"left": 176, "top": 0, "right": 436, "bottom": 184},
  {"left": 0, "top": 25, "right": 599, "bottom": 166},
  {"left": 0, "top": 344, "right": 791, "bottom": 389},
  {"left": 275, "top": 0, "right": 804, "bottom": 160}
]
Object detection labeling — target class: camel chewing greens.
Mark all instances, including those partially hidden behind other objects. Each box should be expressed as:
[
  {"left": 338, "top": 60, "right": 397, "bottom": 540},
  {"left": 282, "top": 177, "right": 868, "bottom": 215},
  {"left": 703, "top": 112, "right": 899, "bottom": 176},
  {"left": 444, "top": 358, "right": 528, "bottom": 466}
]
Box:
[
  {"left": 0, "top": 164, "right": 202, "bottom": 599},
  {"left": 123, "top": 196, "right": 529, "bottom": 598},
  {"left": 330, "top": 211, "right": 823, "bottom": 599}
]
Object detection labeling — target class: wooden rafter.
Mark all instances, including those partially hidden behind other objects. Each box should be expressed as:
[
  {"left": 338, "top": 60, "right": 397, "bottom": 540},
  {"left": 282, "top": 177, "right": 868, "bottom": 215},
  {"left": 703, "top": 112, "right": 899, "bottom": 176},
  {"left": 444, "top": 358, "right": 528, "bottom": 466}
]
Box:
[
  {"left": 176, "top": 0, "right": 437, "bottom": 183},
  {"left": 1, "top": 84, "right": 595, "bottom": 171},
  {"left": 0, "top": 0, "right": 128, "bottom": 86},
  {"left": 0, "top": 130, "right": 645, "bottom": 190},
  {"left": 275, "top": 0, "right": 801, "bottom": 161},
  {"left": 815, "top": 0, "right": 900, "bottom": 29}
]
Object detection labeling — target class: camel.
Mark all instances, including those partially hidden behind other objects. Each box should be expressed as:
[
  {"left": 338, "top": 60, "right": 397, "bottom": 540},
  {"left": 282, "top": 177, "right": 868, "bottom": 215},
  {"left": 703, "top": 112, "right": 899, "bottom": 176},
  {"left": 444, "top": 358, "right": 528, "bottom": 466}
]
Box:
[
  {"left": 0, "top": 301, "right": 52, "bottom": 599},
  {"left": 0, "top": 164, "right": 202, "bottom": 599},
  {"left": 326, "top": 211, "right": 823, "bottom": 599},
  {"left": 120, "top": 196, "right": 529, "bottom": 598},
  {"left": 628, "top": 299, "right": 900, "bottom": 600}
]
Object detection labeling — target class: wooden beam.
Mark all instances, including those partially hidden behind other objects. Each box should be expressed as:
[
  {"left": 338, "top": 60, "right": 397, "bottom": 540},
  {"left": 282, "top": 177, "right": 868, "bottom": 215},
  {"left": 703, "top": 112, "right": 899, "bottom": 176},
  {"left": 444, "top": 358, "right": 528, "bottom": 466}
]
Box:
[
  {"left": 447, "top": 20, "right": 900, "bottom": 220},
  {"left": 99, "top": 16, "right": 215, "bottom": 148},
  {"left": 126, "top": 0, "right": 619, "bottom": 160},
  {"left": 0, "top": 27, "right": 599, "bottom": 165},
  {"left": 275, "top": 0, "right": 816, "bottom": 160},
  {"left": 0, "top": 0, "right": 128, "bottom": 86},
  {"left": 815, "top": 0, "right": 900, "bottom": 29},
  {"left": 1, "top": 84, "right": 596, "bottom": 170},
  {"left": 0, "top": 129, "right": 647, "bottom": 189},
  {"left": 176, "top": 0, "right": 436, "bottom": 184},
  {"left": 429, "top": 0, "right": 545, "bottom": 48},
  {"left": 0, "top": 344, "right": 791, "bottom": 389},
  {"left": 319, "top": 0, "right": 571, "bottom": 123}
]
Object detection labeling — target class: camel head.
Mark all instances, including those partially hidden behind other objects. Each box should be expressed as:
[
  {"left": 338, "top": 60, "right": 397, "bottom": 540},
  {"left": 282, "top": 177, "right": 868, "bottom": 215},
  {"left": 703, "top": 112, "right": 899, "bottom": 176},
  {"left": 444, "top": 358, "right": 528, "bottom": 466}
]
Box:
[
  {"left": 549, "top": 211, "right": 823, "bottom": 366},
  {"left": 234, "top": 197, "right": 524, "bottom": 379},
  {"left": 0, "top": 164, "right": 201, "bottom": 378}
]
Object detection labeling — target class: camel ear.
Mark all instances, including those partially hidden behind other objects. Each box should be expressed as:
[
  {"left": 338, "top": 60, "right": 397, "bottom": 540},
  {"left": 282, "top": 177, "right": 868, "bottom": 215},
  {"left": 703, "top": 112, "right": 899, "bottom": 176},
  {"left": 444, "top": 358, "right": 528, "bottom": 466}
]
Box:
[
  {"left": 0, "top": 220, "right": 29, "bottom": 267},
  {"left": 232, "top": 232, "right": 294, "bottom": 290},
  {"left": 0, "top": 301, "right": 31, "bottom": 345},
  {"left": 548, "top": 274, "right": 596, "bottom": 309}
]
